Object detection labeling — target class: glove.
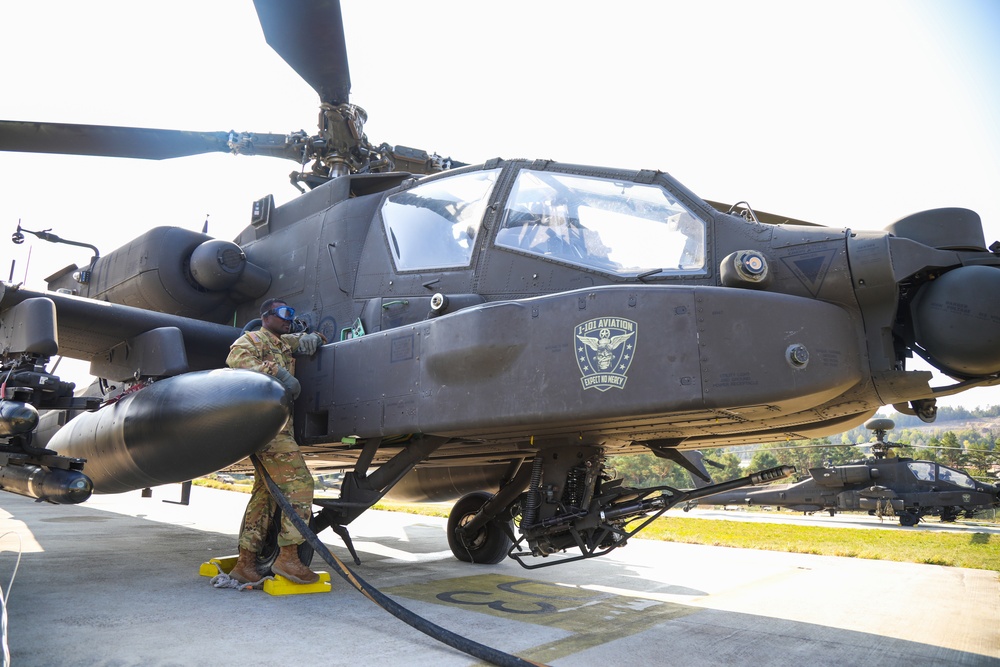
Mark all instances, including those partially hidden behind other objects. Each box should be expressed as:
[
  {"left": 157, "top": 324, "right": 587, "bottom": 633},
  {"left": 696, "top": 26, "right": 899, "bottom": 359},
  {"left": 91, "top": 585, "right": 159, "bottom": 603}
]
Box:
[
  {"left": 273, "top": 367, "right": 301, "bottom": 400},
  {"left": 297, "top": 332, "right": 322, "bottom": 356}
]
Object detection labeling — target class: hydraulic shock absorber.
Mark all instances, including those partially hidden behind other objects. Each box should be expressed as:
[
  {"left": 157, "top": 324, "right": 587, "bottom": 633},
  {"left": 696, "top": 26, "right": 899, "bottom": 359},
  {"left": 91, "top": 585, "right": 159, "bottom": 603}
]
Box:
[
  {"left": 521, "top": 455, "right": 544, "bottom": 528},
  {"left": 562, "top": 465, "right": 586, "bottom": 509}
]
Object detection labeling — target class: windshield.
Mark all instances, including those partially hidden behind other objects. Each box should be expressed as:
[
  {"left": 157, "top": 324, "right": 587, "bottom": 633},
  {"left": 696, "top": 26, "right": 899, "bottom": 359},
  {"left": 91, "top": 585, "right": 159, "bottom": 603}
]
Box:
[
  {"left": 382, "top": 169, "right": 501, "bottom": 271},
  {"left": 907, "top": 461, "right": 936, "bottom": 482},
  {"left": 495, "top": 169, "right": 706, "bottom": 275},
  {"left": 936, "top": 464, "right": 976, "bottom": 489},
  {"left": 906, "top": 461, "right": 977, "bottom": 489}
]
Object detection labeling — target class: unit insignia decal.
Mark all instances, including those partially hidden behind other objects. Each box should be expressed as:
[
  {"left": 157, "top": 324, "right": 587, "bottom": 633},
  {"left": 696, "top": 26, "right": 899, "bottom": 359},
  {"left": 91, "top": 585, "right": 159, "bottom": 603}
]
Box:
[{"left": 575, "top": 317, "right": 637, "bottom": 391}]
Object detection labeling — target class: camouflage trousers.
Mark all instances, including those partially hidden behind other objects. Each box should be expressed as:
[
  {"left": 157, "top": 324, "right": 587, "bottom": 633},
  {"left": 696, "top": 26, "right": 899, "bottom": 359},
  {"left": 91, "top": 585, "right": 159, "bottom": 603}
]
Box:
[{"left": 238, "top": 427, "right": 315, "bottom": 551}]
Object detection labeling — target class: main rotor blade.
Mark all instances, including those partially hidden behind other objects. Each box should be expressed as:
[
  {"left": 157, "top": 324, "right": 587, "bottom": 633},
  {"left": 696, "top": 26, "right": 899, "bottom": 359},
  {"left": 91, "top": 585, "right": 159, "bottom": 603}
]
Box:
[
  {"left": 0, "top": 120, "right": 231, "bottom": 160},
  {"left": 253, "top": 0, "right": 351, "bottom": 106}
]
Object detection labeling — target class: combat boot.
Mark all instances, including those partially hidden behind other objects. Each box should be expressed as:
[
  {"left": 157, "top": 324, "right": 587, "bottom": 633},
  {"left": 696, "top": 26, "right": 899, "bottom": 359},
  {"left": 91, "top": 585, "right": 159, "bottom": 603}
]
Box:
[
  {"left": 272, "top": 545, "right": 320, "bottom": 584},
  {"left": 228, "top": 548, "right": 262, "bottom": 584}
]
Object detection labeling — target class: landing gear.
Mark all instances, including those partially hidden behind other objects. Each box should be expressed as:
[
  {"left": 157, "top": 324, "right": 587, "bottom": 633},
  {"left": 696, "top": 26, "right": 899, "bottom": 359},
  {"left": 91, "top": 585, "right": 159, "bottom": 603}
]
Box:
[
  {"left": 898, "top": 512, "right": 919, "bottom": 527},
  {"left": 443, "top": 450, "right": 794, "bottom": 570},
  {"left": 447, "top": 491, "right": 513, "bottom": 564}
]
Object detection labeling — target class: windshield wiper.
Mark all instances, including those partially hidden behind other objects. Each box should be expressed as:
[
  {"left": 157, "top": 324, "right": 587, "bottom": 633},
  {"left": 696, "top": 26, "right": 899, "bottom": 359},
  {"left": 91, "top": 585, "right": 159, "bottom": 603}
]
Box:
[{"left": 636, "top": 268, "right": 665, "bottom": 282}]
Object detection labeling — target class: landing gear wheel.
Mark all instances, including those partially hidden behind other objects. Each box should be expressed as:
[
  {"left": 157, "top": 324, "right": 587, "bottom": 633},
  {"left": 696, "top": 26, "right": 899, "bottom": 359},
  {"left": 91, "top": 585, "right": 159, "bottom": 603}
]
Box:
[
  {"left": 447, "top": 491, "right": 512, "bottom": 564},
  {"left": 898, "top": 512, "right": 919, "bottom": 527},
  {"left": 243, "top": 508, "right": 317, "bottom": 575}
]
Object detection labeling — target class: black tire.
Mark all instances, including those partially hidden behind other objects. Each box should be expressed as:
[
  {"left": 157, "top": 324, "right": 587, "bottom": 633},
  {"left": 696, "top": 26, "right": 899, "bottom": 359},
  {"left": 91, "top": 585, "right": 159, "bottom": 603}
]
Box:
[
  {"left": 447, "top": 491, "right": 512, "bottom": 564},
  {"left": 899, "top": 512, "right": 918, "bottom": 527}
]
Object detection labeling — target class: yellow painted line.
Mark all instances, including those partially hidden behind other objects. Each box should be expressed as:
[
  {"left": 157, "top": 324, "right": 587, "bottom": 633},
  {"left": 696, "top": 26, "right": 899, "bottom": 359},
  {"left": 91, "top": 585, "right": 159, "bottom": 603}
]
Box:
[{"left": 386, "top": 574, "right": 699, "bottom": 663}]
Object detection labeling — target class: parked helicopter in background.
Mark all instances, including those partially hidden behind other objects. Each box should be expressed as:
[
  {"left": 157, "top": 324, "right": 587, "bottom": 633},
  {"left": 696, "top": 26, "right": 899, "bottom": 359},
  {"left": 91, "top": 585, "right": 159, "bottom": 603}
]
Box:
[
  {"left": 2, "top": 0, "right": 1000, "bottom": 568},
  {"left": 684, "top": 419, "right": 1000, "bottom": 526}
]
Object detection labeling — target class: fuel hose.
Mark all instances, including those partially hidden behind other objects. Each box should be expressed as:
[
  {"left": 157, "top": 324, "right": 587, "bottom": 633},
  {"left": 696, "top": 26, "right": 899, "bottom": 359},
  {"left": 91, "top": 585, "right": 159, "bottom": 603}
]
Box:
[{"left": 250, "top": 454, "right": 545, "bottom": 667}]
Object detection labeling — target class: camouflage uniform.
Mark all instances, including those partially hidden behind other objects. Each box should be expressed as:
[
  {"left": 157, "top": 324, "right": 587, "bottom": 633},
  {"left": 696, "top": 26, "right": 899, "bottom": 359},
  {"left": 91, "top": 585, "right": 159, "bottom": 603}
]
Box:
[{"left": 227, "top": 328, "right": 315, "bottom": 550}]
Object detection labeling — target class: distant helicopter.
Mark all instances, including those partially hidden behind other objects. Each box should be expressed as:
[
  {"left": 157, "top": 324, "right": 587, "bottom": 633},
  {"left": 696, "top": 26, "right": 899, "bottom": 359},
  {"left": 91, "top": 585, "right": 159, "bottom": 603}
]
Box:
[
  {"left": 1, "top": 0, "right": 999, "bottom": 570},
  {"left": 684, "top": 419, "right": 1000, "bottom": 526}
]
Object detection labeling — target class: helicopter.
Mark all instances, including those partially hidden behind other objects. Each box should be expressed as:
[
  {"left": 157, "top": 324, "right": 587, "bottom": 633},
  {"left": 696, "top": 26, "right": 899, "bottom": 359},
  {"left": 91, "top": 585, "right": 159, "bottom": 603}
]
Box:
[
  {"left": 682, "top": 419, "right": 1000, "bottom": 526},
  {"left": 1, "top": 0, "right": 1000, "bottom": 570}
]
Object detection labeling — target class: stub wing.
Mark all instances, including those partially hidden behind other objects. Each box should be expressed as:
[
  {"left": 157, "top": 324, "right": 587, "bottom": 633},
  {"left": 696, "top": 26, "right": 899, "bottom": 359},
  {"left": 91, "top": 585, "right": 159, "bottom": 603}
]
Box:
[{"left": 0, "top": 282, "right": 241, "bottom": 379}]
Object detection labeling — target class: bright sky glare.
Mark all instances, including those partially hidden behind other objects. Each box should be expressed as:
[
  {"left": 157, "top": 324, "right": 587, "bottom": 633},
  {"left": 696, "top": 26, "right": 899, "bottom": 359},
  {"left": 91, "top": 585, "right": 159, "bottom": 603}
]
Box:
[{"left": 1, "top": 0, "right": 998, "bottom": 409}]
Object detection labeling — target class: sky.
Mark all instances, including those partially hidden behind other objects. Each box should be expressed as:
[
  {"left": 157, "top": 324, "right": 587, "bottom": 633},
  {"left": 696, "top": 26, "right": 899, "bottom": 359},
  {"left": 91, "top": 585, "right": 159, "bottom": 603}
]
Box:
[{"left": 2, "top": 0, "right": 999, "bottom": 409}]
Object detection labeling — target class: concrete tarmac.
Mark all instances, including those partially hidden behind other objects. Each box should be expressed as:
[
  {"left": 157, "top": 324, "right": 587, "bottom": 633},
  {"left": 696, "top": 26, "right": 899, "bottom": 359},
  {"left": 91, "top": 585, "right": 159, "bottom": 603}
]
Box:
[{"left": 0, "top": 485, "right": 997, "bottom": 667}]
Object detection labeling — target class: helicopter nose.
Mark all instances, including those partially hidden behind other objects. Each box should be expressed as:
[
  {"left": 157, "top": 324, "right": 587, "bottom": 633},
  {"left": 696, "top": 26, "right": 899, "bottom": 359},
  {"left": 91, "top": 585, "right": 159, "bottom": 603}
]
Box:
[{"left": 909, "top": 265, "right": 1000, "bottom": 376}]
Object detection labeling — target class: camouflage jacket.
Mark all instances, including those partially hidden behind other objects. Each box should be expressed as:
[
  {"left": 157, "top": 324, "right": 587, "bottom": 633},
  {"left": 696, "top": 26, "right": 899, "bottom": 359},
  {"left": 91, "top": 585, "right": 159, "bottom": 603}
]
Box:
[{"left": 226, "top": 328, "right": 307, "bottom": 377}]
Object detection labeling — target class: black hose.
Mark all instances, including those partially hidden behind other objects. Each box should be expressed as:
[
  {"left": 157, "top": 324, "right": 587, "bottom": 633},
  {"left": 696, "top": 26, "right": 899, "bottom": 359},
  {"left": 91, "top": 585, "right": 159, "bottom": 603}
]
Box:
[{"left": 250, "top": 454, "right": 545, "bottom": 667}]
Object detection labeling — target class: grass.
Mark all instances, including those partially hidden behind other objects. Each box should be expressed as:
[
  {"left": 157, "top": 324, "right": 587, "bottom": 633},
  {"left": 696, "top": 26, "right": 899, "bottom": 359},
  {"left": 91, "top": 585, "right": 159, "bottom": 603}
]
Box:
[
  {"left": 193, "top": 478, "right": 251, "bottom": 491},
  {"left": 372, "top": 500, "right": 451, "bottom": 518},
  {"left": 634, "top": 516, "right": 1000, "bottom": 572}
]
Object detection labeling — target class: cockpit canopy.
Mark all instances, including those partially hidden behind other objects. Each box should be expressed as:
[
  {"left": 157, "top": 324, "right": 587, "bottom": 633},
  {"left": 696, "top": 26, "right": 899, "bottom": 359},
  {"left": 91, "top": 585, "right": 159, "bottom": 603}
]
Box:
[
  {"left": 907, "top": 461, "right": 977, "bottom": 489},
  {"left": 381, "top": 166, "right": 708, "bottom": 276}
]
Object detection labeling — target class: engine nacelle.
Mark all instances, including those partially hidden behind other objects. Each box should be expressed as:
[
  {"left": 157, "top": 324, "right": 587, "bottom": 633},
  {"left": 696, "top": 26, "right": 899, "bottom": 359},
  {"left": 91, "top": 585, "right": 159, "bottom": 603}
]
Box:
[{"left": 46, "top": 227, "right": 270, "bottom": 323}]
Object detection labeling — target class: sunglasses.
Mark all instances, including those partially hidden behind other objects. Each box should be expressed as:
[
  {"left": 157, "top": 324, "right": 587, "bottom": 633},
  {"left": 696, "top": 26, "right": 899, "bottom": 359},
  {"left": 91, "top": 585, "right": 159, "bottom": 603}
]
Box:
[{"left": 265, "top": 306, "right": 296, "bottom": 321}]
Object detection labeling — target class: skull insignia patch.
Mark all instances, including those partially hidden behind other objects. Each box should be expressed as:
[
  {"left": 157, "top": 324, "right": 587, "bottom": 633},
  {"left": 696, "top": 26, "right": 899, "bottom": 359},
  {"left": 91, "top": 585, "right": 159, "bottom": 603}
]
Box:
[{"left": 575, "top": 317, "right": 637, "bottom": 391}]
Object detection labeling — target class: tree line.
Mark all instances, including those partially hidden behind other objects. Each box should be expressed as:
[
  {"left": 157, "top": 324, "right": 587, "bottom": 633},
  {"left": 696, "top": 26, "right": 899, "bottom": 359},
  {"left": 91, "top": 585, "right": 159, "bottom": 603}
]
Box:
[{"left": 609, "top": 406, "right": 1000, "bottom": 489}]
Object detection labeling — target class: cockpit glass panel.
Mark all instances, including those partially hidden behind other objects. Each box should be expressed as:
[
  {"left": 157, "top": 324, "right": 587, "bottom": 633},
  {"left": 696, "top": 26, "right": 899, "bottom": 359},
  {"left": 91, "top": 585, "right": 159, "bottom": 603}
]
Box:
[
  {"left": 495, "top": 169, "right": 707, "bottom": 275},
  {"left": 936, "top": 464, "right": 976, "bottom": 489},
  {"left": 907, "top": 461, "right": 936, "bottom": 482},
  {"left": 382, "top": 168, "right": 501, "bottom": 271}
]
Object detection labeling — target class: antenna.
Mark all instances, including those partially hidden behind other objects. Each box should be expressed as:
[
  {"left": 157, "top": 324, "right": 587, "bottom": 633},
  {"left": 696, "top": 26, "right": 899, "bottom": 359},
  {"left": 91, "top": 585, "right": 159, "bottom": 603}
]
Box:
[
  {"left": 22, "top": 246, "right": 31, "bottom": 284},
  {"left": 10, "top": 222, "right": 99, "bottom": 284}
]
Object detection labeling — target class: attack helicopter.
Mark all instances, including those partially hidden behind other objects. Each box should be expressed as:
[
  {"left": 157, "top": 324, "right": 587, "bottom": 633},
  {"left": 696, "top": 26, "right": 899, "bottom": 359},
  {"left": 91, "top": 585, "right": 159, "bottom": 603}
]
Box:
[
  {"left": 683, "top": 419, "right": 1000, "bottom": 526},
  {"left": 2, "top": 0, "right": 1000, "bottom": 570}
]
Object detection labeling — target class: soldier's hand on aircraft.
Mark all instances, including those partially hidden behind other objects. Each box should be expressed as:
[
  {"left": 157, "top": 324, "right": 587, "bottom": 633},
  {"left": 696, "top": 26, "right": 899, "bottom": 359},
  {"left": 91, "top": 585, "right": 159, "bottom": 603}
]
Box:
[
  {"left": 274, "top": 367, "right": 301, "bottom": 399},
  {"left": 297, "top": 332, "right": 322, "bottom": 356}
]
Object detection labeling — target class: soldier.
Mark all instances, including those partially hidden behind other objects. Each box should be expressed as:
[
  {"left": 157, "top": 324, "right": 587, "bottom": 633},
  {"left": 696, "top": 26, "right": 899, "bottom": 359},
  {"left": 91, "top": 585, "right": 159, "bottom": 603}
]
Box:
[{"left": 226, "top": 298, "right": 325, "bottom": 585}]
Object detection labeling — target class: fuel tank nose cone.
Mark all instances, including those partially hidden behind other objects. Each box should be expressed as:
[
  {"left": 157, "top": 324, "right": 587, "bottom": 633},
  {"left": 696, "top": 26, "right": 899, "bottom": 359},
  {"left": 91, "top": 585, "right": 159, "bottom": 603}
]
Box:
[{"left": 48, "top": 369, "right": 290, "bottom": 493}]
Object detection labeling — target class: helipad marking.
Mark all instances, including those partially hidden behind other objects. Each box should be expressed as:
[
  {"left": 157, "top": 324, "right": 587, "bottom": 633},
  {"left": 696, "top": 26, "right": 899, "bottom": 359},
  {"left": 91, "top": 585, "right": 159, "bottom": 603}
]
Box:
[{"left": 386, "top": 574, "right": 698, "bottom": 663}]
